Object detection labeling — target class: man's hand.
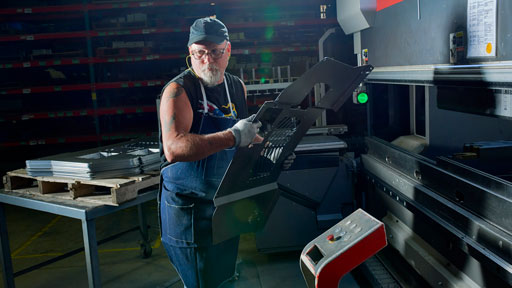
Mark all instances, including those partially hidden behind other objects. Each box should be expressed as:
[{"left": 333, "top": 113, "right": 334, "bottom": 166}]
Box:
[
  {"left": 229, "top": 115, "right": 262, "bottom": 147},
  {"left": 282, "top": 152, "right": 296, "bottom": 170}
]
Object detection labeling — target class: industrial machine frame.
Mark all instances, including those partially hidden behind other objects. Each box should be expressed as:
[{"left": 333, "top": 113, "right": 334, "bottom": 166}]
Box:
[{"left": 362, "top": 136, "right": 512, "bottom": 287}]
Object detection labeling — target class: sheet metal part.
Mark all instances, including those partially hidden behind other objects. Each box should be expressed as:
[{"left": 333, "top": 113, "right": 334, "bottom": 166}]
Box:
[
  {"left": 26, "top": 138, "right": 159, "bottom": 180},
  {"left": 275, "top": 58, "right": 372, "bottom": 111},
  {"left": 255, "top": 141, "right": 350, "bottom": 253},
  {"left": 362, "top": 136, "right": 512, "bottom": 286},
  {"left": 212, "top": 58, "right": 372, "bottom": 244}
]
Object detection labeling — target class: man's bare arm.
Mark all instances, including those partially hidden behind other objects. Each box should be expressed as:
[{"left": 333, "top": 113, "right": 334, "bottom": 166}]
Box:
[{"left": 159, "top": 82, "right": 235, "bottom": 163}]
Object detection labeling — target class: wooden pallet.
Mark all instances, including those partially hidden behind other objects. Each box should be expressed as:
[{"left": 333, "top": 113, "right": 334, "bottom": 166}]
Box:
[{"left": 3, "top": 169, "right": 159, "bottom": 206}]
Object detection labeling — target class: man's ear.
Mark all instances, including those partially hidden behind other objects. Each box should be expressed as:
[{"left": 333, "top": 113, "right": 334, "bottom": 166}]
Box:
[{"left": 227, "top": 42, "right": 231, "bottom": 57}]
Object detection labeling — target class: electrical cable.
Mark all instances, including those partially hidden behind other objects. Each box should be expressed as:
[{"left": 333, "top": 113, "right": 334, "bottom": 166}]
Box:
[{"left": 185, "top": 55, "right": 199, "bottom": 78}]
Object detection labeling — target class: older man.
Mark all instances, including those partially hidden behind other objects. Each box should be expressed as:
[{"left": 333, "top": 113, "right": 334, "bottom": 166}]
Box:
[{"left": 158, "top": 17, "right": 260, "bottom": 287}]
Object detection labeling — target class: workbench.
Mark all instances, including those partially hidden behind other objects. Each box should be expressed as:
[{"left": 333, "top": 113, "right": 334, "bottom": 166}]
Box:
[{"left": 0, "top": 188, "right": 158, "bottom": 288}]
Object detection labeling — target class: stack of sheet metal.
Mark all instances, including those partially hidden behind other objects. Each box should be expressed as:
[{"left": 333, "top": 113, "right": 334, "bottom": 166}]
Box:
[{"left": 26, "top": 138, "right": 159, "bottom": 180}]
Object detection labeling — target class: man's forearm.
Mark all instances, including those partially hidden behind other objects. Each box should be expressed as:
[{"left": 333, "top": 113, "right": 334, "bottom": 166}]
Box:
[{"left": 165, "top": 130, "right": 235, "bottom": 163}]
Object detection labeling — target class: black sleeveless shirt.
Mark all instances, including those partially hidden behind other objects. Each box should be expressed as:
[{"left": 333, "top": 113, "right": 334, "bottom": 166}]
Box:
[{"left": 158, "top": 69, "right": 248, "bottom": 170}]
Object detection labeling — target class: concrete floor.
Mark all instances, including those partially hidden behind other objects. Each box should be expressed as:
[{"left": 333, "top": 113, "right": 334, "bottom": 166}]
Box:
[{"left": 1, "top": 200, "right": 360, "bottom": 288}]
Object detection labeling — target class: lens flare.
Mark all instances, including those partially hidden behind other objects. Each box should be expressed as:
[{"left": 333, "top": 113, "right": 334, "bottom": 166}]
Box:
[{"left": 264, "top": 26, "right": 275, "bottom": 41}]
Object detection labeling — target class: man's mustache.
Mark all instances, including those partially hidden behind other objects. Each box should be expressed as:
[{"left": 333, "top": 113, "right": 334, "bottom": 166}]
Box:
[{"left": 202, "top": 64, "right": 219, "bottom": 72}]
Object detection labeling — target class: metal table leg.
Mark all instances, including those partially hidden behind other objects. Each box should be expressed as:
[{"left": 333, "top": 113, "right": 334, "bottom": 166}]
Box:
[
  {"left": 0, "top": 203, "right": 15, "bottom": 288},
  {"left": 137, "top": 204, "right": 152, "bottom": 258},
  {"left": 82, "top": 219, "right": 101, "bottom": 288}
]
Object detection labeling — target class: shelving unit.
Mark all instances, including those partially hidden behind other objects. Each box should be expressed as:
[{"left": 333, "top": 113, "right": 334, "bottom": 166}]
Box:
[
  {"left": 1, "top": 105, "right": 156, "bottom": 122},
  {"left": 0, "top": 0, "right": 338, "bottom": 175}
]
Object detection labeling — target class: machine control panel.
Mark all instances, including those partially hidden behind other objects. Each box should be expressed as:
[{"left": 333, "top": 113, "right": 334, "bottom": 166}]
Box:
[{"left": 300, "top": 209, "right": 387, "bottom": 288}]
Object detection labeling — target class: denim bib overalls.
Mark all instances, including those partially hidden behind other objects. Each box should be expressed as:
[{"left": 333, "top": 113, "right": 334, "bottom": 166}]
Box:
[{"left": 160, "top": 80, "right": 240, "bottom": 288}]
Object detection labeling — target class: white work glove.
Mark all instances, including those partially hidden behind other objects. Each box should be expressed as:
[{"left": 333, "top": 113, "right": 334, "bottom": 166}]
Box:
[
  {"left": 229, "top": 114, "right": 262, "bottom": 147},
  {"left": 282, "top": 152, "right": 296, "bottom": 170}
]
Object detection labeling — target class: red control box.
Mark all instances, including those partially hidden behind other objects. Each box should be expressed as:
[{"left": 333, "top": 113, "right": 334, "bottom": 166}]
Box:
[{"left": 300, "top": 209, "right": 387, "bottom": 288}]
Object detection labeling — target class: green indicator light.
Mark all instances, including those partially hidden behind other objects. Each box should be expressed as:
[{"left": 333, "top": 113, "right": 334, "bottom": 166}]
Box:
[
  {"left": 58, "top": 138, "right": 65, "bottom": 143},
  {"left": 117, "top": 109, "right": 124, "bottom": 114},
  {"left": 72, "top": 59, "right": 79, "bottom": 64},
  {"left": 5, "top": 64, "right": 12, "bottom": 68},
  {"left": 66, "top": 111, "right": 72, "bottom": 116},
  {"left": 136, "top": 108, "right": 143, "bottom": 113},
  {"left": 260, "top": 78, "right": 266, "bottom": 84},
  {"left": 121, "top": 83, "right": 129, "bottom": 88},
  {"left": 357, "top": 92, "right": 369, "bottom": 104},
  {"left": 39, "top": 61, "right": 46, "bottom": 66},
  {"left": 54, "top": 60, "right": 61, "bottom": 65}
]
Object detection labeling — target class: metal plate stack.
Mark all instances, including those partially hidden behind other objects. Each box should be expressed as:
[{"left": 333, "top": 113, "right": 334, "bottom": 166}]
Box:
[{"left": 26, "top": 138, "right": 159, "bottom": 180}]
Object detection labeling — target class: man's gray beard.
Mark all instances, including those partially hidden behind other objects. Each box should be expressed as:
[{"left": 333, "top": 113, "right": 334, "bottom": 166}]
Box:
[{"left": 199, "top": 64, "right": 223, "bottom": 87}]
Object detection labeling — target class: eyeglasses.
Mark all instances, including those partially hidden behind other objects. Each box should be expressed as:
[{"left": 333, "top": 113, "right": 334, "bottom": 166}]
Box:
[{"left": 190, "top": 42, "right": 228, "bottom": 60}]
